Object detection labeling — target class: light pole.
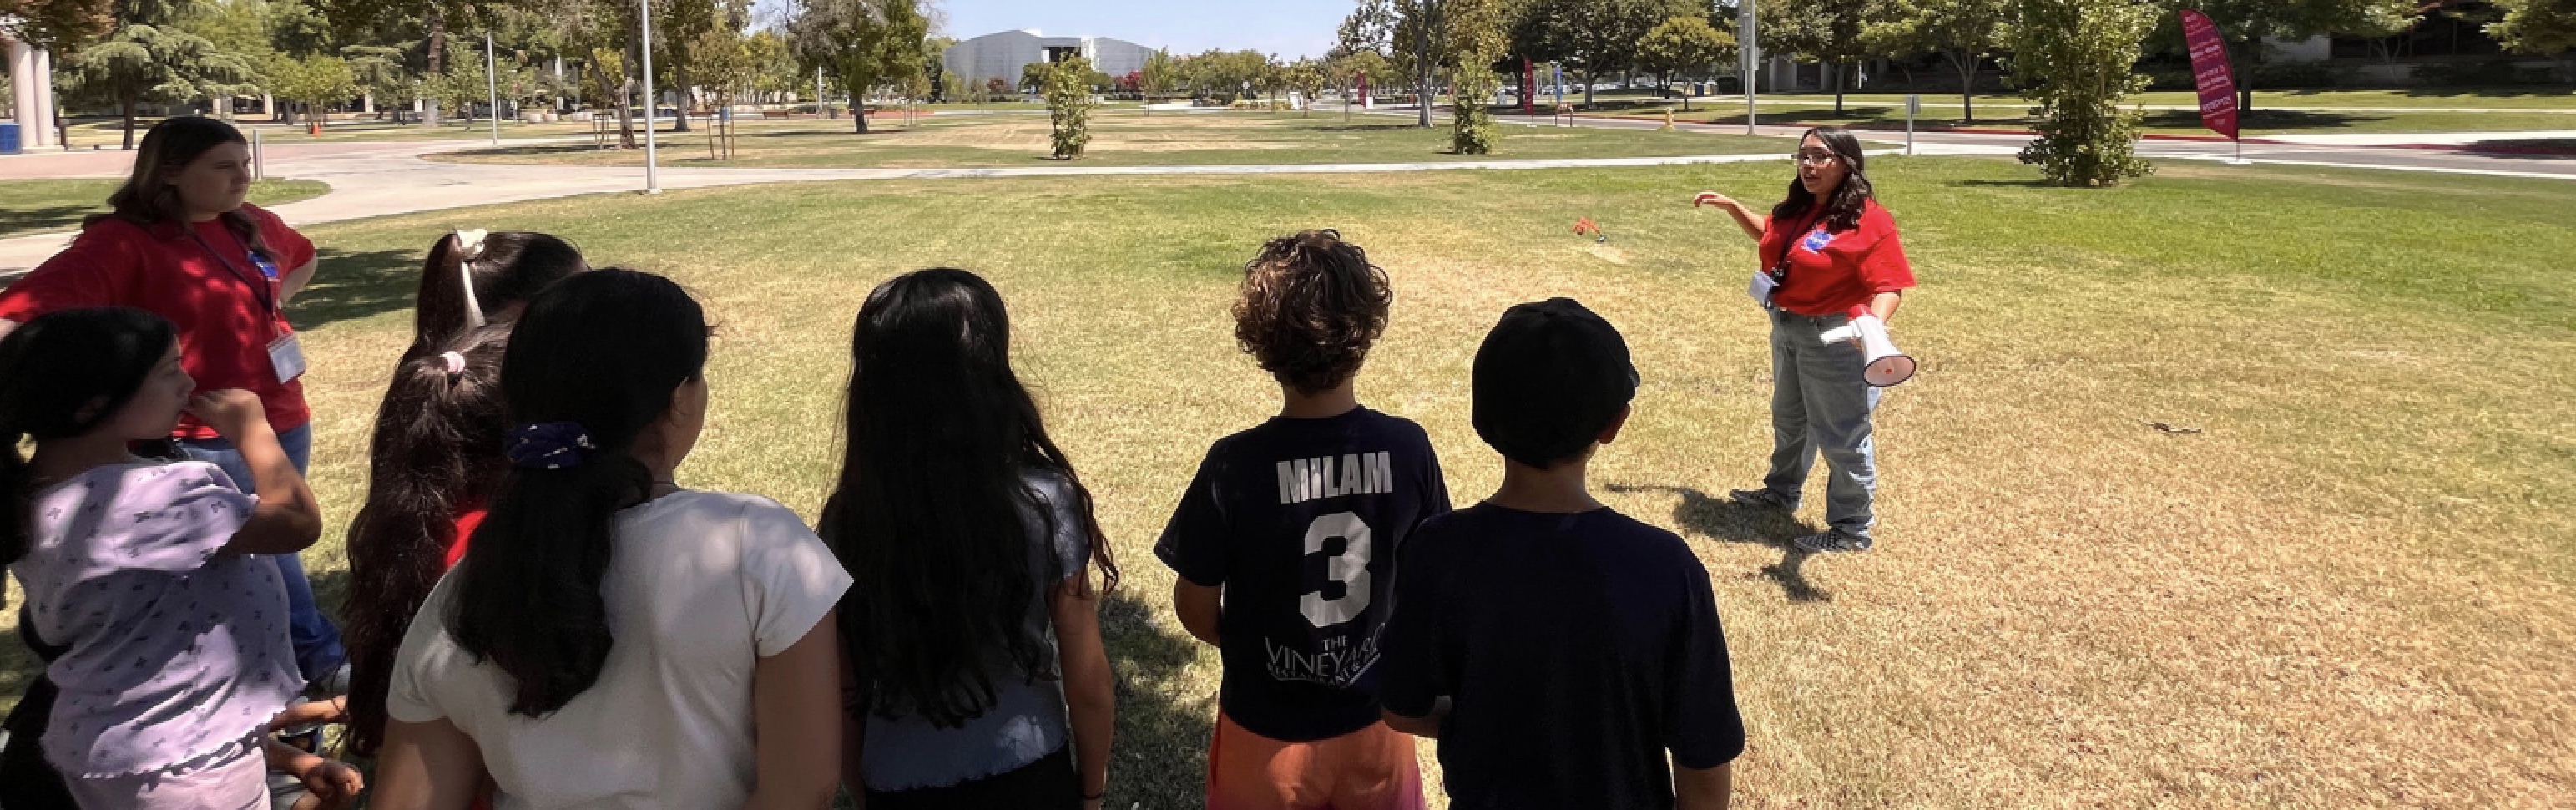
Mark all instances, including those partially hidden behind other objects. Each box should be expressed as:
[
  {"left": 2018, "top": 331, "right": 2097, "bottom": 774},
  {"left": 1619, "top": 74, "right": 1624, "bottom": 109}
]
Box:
[
  {"left": 485, "top": 32, "right": 500, "bottom": 146},
  {"left": 1740, "top": 0, "right": 1759, "bottom": 136},
  {"left": 639, "top": 0, "right": 660, "bottom": 194}
]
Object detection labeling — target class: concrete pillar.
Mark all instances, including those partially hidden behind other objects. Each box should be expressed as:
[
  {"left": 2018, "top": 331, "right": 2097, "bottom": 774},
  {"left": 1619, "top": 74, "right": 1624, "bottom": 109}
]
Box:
[
  {"left": 261, "top": 94, "right": 275, "bottom": 116},
  {"left": 11, "top": 42, "right": 58, "bottom": 149},
  {"left": 10, "top": 38, "right": 38, "bottom": 141},
  {"left": 362, "top": 93, "right": 374, "bottom": 114}
]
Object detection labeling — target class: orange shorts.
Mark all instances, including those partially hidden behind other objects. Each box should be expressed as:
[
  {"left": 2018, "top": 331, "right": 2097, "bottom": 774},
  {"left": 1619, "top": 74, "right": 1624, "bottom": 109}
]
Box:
[{"left": 1206, "top": 711, "right": 1427, "bottom": 810}]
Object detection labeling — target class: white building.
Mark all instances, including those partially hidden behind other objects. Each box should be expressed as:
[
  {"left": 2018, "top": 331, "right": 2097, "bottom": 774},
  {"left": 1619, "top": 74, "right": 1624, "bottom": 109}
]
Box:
[{"left": 944, "top": 29, "right": 1154, "bottom": 88}]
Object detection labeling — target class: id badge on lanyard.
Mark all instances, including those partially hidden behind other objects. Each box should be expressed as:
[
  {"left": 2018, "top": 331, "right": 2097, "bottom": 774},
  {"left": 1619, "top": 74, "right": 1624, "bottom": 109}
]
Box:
[
  {"left": 198, "top": 231, "right": 306, "bottom": 385},
  {"left": 247, "top": 250, "right": 306, "bottom": 385}
]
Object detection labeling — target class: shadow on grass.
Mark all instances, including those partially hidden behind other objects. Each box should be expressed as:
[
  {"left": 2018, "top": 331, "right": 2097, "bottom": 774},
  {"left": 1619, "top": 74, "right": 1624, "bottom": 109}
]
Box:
[
  {"left": 289, "top": 246, "right": 427, "bottom": 332},
  {"left": 0, "top": 205, "right": 100, "bottom": 239},
  {"left": 1605, "top": 483, "right": 1832, "bottom": 603},
  {"left": 1100, "top": 588, "right": 1215, "bottom": 807},
  {"left": 2142, "top": 109, "right": 2387, "bottom": 130},
  {"left": 1950, "top": 179, "right": 2060, "bottom": 189}
]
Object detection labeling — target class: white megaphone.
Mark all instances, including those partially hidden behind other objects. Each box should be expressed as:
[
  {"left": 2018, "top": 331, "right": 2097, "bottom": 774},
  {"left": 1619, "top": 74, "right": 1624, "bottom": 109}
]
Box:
[{"left": 1818, "top": 314, "right": 1916, "bottom": 387}]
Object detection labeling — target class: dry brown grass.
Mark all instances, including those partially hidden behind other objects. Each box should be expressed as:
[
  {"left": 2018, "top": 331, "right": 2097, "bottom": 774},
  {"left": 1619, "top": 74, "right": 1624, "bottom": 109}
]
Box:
[{"left": 3, "top": 157, "right": 2568, "bottom": 807}]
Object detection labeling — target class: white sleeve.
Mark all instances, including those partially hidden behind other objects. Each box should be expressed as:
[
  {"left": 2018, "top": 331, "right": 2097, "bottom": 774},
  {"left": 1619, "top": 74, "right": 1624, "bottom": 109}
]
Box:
[
  {"left": 385, "top": 574, "right": 459, "bottom": 723},
  {"left": 736, "top": 499, "right": 853, "bottom": 658}
]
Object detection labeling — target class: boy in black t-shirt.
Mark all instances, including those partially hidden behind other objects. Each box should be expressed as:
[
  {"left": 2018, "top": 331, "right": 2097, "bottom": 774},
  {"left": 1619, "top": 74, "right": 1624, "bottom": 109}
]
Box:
[
  {"left": 1379, "top": 298, "right": 1746, "bottom": 810},
  {"left": 1156, "top": 230, "right": 1448, "bottom": 810}
]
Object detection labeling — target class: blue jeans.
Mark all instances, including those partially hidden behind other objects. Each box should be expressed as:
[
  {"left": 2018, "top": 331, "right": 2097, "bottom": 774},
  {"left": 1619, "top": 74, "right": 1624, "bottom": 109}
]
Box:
[
  {"left": 179, "top": 424, "right": 346, "bottom": 683},
  {"left": 1761, "top": 309, "right": 1883, "bottom": 537}
]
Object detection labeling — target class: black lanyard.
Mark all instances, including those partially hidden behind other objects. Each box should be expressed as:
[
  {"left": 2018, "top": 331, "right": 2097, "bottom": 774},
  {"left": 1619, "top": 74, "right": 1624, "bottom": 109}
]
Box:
[
  {"left": 1768, "top": 211, "right": 1826, "bottom": 285},
  {"left": 186, "top": 226, "right": 280, "bottom": 318}
]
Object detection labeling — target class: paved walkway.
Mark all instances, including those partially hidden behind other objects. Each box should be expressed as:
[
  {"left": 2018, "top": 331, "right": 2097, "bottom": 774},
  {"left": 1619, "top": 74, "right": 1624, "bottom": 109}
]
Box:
[{"left": 0, "top": 139, "right": 1801, "bottom": 272}]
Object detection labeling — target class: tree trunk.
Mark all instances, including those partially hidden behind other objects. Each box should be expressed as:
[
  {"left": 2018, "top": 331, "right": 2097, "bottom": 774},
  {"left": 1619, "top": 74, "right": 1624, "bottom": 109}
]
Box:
[
  {"left": 1582, "top": 68, "right": 1596, "bottom": 104},
  {"left": 852, "top": 77, "right": 870, "bottom": 133},
  {"left": 619, "top": 22, "right": 640, "bottom": 149},
  {"left": 674, "top": 63, "right": 692, "bottom": 132},
  {"left": 425, "top": 8, "right": 447, "bottom": 127},
  {"left": 122, "top": 94, "right": 138, "bottom": 150},
  {"left": 1953, "top": 49, "right": 1975, "bottom": 124},
  {"left": 1833, "top": 63, "right": 1846, "bottom": 114}
]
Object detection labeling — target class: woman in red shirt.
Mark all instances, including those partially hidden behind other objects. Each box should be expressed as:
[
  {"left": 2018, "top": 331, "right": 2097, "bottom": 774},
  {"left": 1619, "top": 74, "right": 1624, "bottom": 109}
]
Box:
[
  {"left": 0, "top": 116, "right": 346, "bottom": 677},
  {"left": 1695, "top": 126, "right": 1917, "bottom": 554}
]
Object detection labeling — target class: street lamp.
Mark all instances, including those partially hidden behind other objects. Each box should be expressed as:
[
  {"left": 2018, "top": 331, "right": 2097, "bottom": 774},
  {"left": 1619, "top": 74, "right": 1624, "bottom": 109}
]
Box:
[
  {"left": 1740, "top": 0, "right": 1759, "bottom": 136},
  {"left": 486, "top": 32, "right": 500, "bottom": 146},
  {"left": 639, "top": 0, "right": 661, "bottom": 194}
]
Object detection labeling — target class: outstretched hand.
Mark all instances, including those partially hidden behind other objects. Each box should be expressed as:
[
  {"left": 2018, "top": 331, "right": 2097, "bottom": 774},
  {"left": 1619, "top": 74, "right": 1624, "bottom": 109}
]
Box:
[{"left": 1693, "top": 191, "right": 1740, "bottom": 210}]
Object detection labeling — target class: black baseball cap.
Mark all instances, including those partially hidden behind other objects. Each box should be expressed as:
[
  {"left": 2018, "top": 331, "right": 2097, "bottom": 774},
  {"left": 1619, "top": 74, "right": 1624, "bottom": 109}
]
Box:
[{"left": 1471, "top": 298, "right": 1639, "bottom": 469}]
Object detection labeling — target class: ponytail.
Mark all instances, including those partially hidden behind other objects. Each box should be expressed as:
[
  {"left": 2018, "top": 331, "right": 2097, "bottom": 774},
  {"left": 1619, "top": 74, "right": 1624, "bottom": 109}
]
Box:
[
  {"left": 446, "top": 270, "right": 706, "bottom": 717},
  {"left": 343, "top": 326, "right": 511, "bottom": 754},
  {"left": 408, "top": 230, "right": 589, "bottom": 362}
]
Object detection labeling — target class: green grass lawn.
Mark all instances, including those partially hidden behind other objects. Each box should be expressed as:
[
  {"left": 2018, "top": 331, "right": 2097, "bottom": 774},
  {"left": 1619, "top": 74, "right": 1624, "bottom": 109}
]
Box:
[
  {"left": 0, "top": 178, "right": 330, "bottom": 238},
  {"left": 429, "top": 109, "right": 1785, "bottom": 169},
  {"left": 2, "top": 156, "right": 2570, "bottom": 807}
]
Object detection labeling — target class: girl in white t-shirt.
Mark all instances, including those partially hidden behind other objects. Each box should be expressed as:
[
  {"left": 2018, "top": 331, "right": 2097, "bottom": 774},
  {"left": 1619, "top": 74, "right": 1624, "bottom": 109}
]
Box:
[
  {"left": 370, "top": 270, "right": 851, "bottom": 810},
  {"left": 0, "top": 307, "right": 326, "bottom": 809}
]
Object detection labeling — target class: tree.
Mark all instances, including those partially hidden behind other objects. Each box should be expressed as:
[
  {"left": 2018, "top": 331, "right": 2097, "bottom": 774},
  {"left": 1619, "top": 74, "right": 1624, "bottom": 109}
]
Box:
[
  {"left": 1043, "top": 55, "right": 1095, "bottom": 159},
  {"left": 1139, "top": 48, "right": 1178, "bottom": 112},
  {"left": 2489, "top": 0, "right": 2576, "bottom": 55},
  {"left": 67, "top": 18, "right": 259, "bottom": 148},
  {"left": 271, "top": 53, "right": 359, "bottom": 129},
  {"left": 1513, "top": 0, "right": 1691, "bottom": 105},
  {"left": 1862, "top": 0, "right": 2010, "bottom": 122},
  {"left": 0, "top": 0, "right": 116, "bottom": 50},
  {"left": 1760, "top": 0, "right": 1894, "bottom": 113},
  {"left": 2009, "top": 0, "right": 2155, "bottom": 186},
  {"left": 2167, "top": 0, "right": 2415, "bottom": 113},
  {"left": 788, "top": 0, "right": 928, "bottom": 133},
  {"left": 315, "top": 1, "right": 517, "bottom": 125},
  {"left": 1281, "top": 57, "right": 1331, "bottom": 114},
  {"left": 1637, "top": 14, "right": 1735, "bottom": 111},
  {"left": 1447, "top": 0, "right": 1508, "bottom": 154}
]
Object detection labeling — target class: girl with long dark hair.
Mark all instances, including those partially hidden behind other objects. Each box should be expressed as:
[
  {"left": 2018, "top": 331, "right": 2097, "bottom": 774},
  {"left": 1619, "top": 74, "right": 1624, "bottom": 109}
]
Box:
[
  {"left": 338, "top": 324, "right": 511, "bottom": 757},
  {"left": 341, "top": 229, "right": 586, "bottom": 757},
  {"left": 371, "top": 270, "right": 847, "bottom": 810},
  {"left": 0, "top": 307, "right": 324, "bottom": 808},
  {"left": 0, "top": 116, "right": 344, "bottom": 686},
  {"left": 1695, "top": 125, "right": 1919, "bottom": 554},
  {"left": 821, "top": 268, "right": 1118, "bottom": 809}
]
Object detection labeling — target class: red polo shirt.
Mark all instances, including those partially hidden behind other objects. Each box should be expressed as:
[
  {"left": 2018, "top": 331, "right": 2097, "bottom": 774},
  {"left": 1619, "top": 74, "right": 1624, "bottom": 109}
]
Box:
[
  {"left": 0, "top": 205, "right": 316, "bottom": 440},
  {"left": 1758, "top": 199, "right": 1916, "bottom": 317}
]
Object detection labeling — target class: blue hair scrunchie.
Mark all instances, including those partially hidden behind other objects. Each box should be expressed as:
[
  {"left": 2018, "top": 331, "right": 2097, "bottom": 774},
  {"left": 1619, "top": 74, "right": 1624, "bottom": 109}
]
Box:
[{"left": 507, "top": 422, "right": 598, "bottom": 470}]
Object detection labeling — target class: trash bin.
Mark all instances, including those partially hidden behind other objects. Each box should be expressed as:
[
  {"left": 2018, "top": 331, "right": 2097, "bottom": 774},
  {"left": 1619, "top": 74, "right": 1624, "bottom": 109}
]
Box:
[{"left": 0, "top": 123, "right": 20, "bottom": 155}]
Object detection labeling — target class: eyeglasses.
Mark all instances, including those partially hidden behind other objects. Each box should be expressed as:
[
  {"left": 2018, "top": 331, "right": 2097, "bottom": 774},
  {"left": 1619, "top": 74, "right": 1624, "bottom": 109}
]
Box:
[{"left": 1795, "top": 149, "right": 1840, "bottom": 166}]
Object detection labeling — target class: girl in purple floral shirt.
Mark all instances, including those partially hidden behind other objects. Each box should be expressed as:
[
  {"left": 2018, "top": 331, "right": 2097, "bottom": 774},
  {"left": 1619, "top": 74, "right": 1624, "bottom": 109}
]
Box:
[{"left": 0, "top": 307, "right": 325, "bottom": 809}]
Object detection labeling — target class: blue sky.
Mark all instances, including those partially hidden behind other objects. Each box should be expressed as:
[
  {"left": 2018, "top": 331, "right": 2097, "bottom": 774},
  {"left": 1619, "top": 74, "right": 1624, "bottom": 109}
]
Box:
[{"left": 752, "top": 0, "right": 1355, "bottom": 58}]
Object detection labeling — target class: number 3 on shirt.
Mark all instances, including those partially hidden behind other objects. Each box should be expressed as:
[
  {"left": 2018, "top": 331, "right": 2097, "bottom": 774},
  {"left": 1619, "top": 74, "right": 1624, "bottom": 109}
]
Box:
[{"left": 1301, "top": 512, "right": 1373, "bottom": 628}]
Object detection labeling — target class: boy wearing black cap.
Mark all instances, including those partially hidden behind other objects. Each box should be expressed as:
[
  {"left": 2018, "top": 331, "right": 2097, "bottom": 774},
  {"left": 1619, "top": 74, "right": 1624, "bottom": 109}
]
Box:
[
  {"left": 1156, "top": 231, "right": 1448, "bottom": 810},
  {"left": 1378, "top": 298, "right": 1745, "bottom": 810}
]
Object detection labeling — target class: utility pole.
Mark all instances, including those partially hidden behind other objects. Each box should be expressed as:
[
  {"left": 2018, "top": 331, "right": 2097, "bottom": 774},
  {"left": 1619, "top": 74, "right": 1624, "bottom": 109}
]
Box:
[
  {"left": 486, "top": 32, "right": 501, "bottom": 145},
  {"left": 1740, "top": 0, "right": 1759, "bottom": 136},
  {"left": 639, "top": 0, "right": 660, "bottom": 194}
]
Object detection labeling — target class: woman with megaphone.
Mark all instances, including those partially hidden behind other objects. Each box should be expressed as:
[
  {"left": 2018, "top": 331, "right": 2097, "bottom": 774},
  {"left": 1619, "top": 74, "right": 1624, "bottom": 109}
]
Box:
[{"left": 1692, "top": 125, "right": 1917, "bottom": 554}]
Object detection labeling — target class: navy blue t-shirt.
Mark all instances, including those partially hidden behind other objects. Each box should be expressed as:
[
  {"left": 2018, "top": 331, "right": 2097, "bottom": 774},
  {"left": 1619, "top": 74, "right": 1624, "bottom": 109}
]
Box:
[
  {"left": 1379, "top": 504, "right": 1745, "bottom": 810},
  {"left": 1154, "top": 407, "right": 1450, "bottom": 742}
]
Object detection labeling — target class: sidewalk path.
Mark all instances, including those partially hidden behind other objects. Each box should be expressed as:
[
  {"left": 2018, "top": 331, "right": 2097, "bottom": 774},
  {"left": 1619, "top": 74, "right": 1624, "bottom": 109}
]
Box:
[{"left": 0, "top": 139, "right": 1800, "bottom": 272}]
